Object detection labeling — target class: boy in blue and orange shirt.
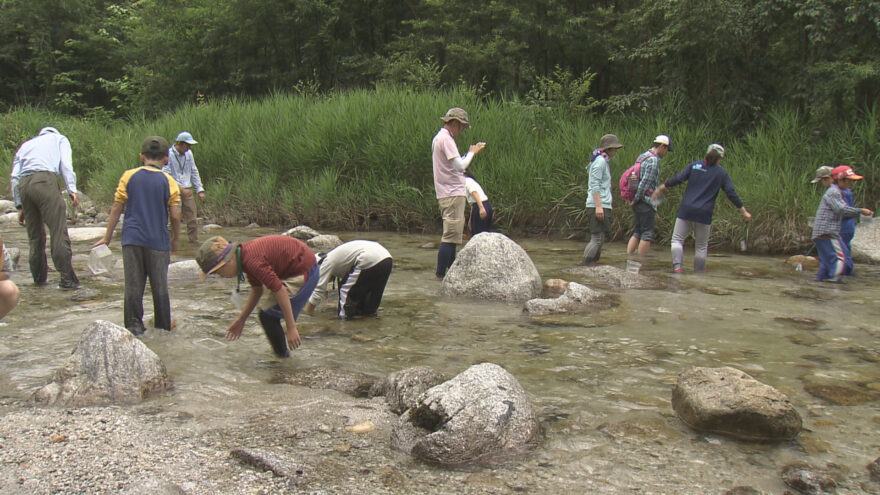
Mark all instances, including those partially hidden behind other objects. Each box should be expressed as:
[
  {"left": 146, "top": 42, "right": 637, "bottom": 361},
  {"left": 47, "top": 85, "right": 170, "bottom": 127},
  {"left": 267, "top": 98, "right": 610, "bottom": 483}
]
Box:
[{"left": 93, "top": 136, "right": 181, "bottom": 334}]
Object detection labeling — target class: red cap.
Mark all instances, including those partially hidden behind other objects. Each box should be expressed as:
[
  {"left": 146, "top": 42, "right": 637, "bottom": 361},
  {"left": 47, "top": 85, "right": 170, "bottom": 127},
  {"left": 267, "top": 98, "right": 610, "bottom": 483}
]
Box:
[{"left": 831, "top": 165, "right": 862, "bottom": 181}]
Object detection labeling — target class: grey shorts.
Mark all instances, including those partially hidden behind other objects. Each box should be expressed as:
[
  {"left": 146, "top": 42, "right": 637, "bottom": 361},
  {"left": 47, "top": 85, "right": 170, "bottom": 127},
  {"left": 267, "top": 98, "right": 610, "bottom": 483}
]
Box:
[{"left": 631, "top": 201, "right": 656, "bottom": 242}]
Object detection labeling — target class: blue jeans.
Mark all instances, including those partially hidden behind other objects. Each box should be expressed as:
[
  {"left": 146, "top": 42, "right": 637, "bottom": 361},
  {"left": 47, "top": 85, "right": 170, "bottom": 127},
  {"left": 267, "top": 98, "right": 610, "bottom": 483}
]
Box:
[
  {"left": 814, "top": 237, "right": 845, "bottom": 282},
  {"left": 263, "top": 263, "right": 320, "bottom": 320}
]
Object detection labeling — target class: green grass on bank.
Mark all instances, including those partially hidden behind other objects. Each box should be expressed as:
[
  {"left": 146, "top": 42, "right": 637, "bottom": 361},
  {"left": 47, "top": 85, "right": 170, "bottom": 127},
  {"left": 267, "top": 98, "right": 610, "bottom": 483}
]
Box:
[{"left": 2, "top": 89, "right": 878, "bottom": 252}]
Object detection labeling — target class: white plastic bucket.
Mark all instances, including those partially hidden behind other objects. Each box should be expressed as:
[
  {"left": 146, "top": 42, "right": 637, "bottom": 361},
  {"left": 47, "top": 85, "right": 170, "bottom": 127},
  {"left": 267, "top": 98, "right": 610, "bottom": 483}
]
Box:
[
  {"left": 626, "top": 260, "right": 642, "bottom": 274},
  {"left": 88, "top": 244, "right": 113, "bottom": 275}
]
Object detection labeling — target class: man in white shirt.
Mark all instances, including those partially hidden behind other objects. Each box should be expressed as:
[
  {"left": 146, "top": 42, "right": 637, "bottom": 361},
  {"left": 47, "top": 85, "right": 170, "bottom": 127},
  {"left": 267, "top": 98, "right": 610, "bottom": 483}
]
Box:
[
  {"left": 10, "top": 127, "right": 80, "bottom": 289},
  {"left": 431, "top": 107, "right": 486, "bottom": 279}
]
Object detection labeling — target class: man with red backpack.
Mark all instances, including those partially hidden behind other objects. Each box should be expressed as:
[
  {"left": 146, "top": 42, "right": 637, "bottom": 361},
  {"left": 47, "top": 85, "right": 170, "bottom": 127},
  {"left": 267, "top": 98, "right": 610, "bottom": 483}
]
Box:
[{"left": 625, "top": 135, "right": 672, "bottom": 256}]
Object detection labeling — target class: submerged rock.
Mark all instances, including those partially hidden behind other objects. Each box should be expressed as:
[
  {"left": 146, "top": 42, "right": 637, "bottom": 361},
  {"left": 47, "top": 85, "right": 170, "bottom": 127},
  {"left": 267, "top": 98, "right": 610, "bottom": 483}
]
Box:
[
  {"left": 32, "top": 320, "right": 171, "bottom": 406},
  {"left": 700, "top": 286, "right": 733, "bottom": 295},
  {"left": 780, "top": 462, "right": 838, "bottom": 495},
  {"left": 271, "top": 366, "right": 380, "bottom": 397},
  {"left": 800, "top": 368, "right": 880, "bottom": 405},
  {"left": 231, "top": 448, "right": 308, "bottom": 480},
  {"left": 723, "top": 487, "right": 765, "bottom": 495},
  {"left": 803, "top": 383, "right": 879, "bottom": 405},
  {"left": 563, "top": 264, "right": 665, "bottom": 290},
  {"left": 781, "top": 287, "right": 834, "bottom": 301},
  {"left": 868, "top": 457, "right": 880, "bottom": 481},
  {"left": 391, "top": 362, "right": 541, "bottom": 465},
  {"left": 671, "top": 366, "right": 802, "bottom": 441},
  {"left": 774, "top": 317, "right": 825, "bottom": 331},
  {"left": 784, "top": 255, "right": 819, "bottom": 269},
  {"left": 523, "top": 281, "right": 617, "bottom": 316},
  {"left": 442, "top": 233, "right": 542, "bottom": 303}
]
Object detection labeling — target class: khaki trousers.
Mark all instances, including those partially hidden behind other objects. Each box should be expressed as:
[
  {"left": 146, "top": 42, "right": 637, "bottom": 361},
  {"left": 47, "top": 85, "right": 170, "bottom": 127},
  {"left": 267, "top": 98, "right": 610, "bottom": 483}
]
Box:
[
  {"left": 179, "top": 188, "right": 198, "bottom": 243},
  {"left": 438, "top": 196, "right": 466, "bottom": 244},
  {"left": 19, "top": 171, "right": 78, "bottom": 286}
]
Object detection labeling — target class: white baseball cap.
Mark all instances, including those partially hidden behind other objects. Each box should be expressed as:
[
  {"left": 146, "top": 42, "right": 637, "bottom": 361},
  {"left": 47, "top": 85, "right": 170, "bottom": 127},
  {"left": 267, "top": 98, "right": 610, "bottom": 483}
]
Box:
[
  {"left": 175, "top": 131, "right": 198, "bottom": 145},
  {"left": 653, "top": 135, "right": 673, "bottom": 151},
  {"left": 707, "top": 143, "right": 725, "bottom": 157}
]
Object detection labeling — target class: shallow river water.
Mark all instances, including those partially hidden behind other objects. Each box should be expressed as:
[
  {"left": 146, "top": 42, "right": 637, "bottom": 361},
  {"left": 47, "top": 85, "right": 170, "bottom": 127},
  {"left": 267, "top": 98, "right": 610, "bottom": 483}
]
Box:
[{"left": 1, "top": 226, "right": 879, "bottom": 493}]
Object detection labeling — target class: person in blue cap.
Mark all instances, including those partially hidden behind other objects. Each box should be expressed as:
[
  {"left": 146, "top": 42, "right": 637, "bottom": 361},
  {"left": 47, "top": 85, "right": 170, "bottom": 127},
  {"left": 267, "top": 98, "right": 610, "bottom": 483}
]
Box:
[{"left": 163, "top": 131, "right": 205, "bottom": 244}]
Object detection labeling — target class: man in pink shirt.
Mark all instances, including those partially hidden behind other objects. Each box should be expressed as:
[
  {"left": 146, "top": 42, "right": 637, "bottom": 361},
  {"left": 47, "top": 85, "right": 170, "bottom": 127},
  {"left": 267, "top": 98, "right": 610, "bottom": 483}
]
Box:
[{"left": 432, "top": 107, "right": 486, "bottom": 278}]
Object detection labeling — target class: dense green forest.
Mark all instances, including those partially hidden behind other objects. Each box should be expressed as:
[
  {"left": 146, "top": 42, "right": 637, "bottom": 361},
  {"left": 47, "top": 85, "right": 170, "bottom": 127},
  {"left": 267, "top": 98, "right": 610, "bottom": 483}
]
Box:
[
  {"left": 2, "top": 0, "right": 878, "bottom": 125},
  {"left": 2, "top": 0, "right": 879, "bottom": 251}
]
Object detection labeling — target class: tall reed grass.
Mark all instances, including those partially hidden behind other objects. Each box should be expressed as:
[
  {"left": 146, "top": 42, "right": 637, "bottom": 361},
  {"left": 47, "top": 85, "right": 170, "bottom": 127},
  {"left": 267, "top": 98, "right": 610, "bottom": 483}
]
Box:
[{"left": 2, "top": 91, "right": 877, "bottom": 253}]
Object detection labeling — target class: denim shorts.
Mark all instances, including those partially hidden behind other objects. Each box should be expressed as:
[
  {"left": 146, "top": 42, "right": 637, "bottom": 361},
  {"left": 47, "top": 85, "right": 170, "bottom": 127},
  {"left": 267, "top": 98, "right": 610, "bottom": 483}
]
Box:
[{"left": 631, "top": 201, "right": 656, "bottom": 242}]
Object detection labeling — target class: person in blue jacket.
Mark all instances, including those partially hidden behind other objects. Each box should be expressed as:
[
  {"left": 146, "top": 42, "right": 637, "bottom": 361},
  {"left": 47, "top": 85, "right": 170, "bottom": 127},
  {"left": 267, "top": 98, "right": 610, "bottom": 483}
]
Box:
[
  {"left": 840, "top": 184, "right": 856, "bottom": 275},
  {"left": 651, "top": 144, "right": 752, "bottom": 272}
]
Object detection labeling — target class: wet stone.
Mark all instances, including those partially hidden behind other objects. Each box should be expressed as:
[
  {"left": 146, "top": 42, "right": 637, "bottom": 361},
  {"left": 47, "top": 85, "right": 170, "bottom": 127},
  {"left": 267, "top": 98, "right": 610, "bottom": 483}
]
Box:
[
  {"left": 781, "top": 287, "right": 835, "bottom": 301},
  {"left": 784, "top": 255, "right": 819, "bottom": 269},
  {"left": 845, "top": 346, "right": 880, "bottom": 363},
  {"left": 804, "top": 383, "right": 880, "bottom": 406},
  {"left": 271, "top": 367, "right": 381, "bottom": 397},
  {"left": 283, "top": 225, "right": 320, "bottom": 240},
  {"left": 868, "top": 457, "right": 880, "bottom": 482},
  {"left": 599, "top": 416, "right": 683, "bottom": 443},
  {"left": 541, "top": 278, "right": 568, "bottom": 298},
  {"left": 797, "top": 432, "right": 831, "bottom": 455},
  {"left": 724, "top": 487, "right": 766, "bottom": 495},
  {"left": 70, "top": 288, "right": 101, "bottom": 302},
  {"left": 376, "top": 366, "right": 448, "bottom": 415},
  {"left": 307, "top": 234, "right": 343, "bottom": 254},
  {"left": 563, "top": 264, "right": 665, "bottom": 290},
  {"left": 734, "top": 269, "right": 774, "bottom": 279},
  {"left": 230, "top": 448, "right": 308, "bottom": 480},
  {"left": 672, "top": 367, "right": 802, "bottom": 441},
  {"left": 800, "top": 354, "right": 833, "bottom": 365},
  {"left": 774, "top": 317, "right": 825, "bottom": 331},
  {"left": 787, "top": 333, "right": 825, "bottom": 347},
  {"left": 780, "top": 462, "right": 838, "bottom": 495},
  {"left": 700, "top": 286, "right": 733, "bottom": 295}
]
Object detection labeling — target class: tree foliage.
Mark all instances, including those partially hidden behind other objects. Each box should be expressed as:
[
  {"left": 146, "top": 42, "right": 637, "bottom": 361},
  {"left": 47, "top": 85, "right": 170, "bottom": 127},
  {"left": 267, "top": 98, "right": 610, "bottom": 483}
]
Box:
[{"left": 0, "top": 0, "right": 877, "bottom": 127}]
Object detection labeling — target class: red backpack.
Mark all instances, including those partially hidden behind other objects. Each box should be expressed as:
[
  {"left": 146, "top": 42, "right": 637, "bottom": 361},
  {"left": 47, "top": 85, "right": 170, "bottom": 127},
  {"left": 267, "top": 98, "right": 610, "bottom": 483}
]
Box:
[{"left": 619, "top": 151, "right": 656, "bottom": 202}]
